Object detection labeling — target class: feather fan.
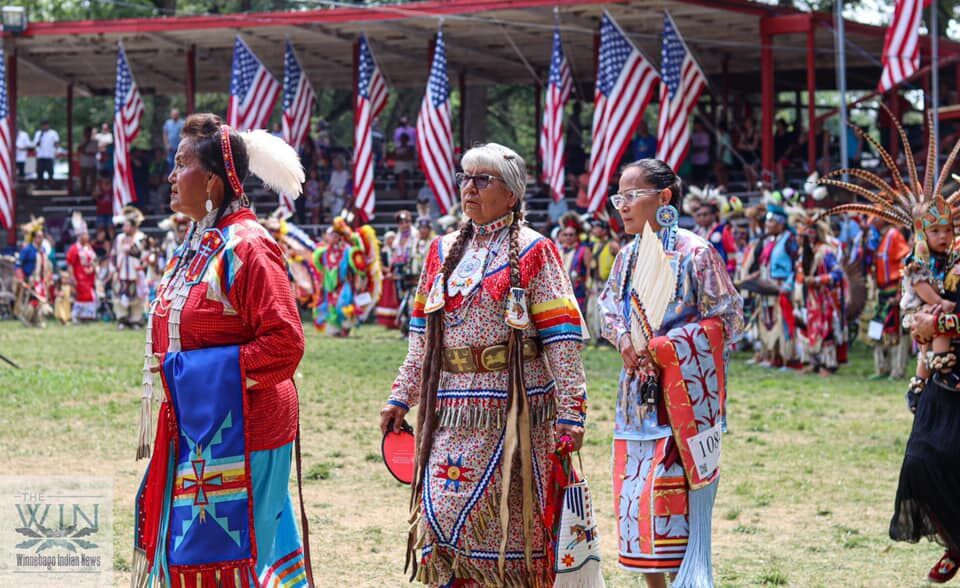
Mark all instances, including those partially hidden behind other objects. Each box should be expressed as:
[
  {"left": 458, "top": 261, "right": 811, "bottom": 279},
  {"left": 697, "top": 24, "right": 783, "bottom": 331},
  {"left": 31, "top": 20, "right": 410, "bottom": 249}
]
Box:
[
  {"left": 629, "top": 223, "right": 677, "bottom": 352},
  {"left": 241, "top": 129, "right": 306, "bottom": 198}
]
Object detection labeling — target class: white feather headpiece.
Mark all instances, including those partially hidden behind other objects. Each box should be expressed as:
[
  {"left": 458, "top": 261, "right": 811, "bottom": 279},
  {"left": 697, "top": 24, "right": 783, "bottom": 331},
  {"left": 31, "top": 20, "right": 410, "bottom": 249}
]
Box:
[{"left": 240, "top": 130, "right": 305, "bottom": 199}]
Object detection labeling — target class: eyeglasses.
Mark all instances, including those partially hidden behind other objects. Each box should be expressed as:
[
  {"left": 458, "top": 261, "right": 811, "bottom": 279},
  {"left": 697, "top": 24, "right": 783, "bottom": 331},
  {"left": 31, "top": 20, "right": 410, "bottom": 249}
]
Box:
[
  {"left": 455, "top": 172, "right": 505, "bottom": 190},
  {"left": 610, "top": 188, "right": 662, "bottom": 209}
]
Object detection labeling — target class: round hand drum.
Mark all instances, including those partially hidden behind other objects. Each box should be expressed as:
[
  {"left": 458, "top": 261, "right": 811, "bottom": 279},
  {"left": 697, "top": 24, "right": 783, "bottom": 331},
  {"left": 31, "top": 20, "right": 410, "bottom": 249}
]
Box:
[{"left": 381, "top": 420, "right": 415, "bottom": 485}]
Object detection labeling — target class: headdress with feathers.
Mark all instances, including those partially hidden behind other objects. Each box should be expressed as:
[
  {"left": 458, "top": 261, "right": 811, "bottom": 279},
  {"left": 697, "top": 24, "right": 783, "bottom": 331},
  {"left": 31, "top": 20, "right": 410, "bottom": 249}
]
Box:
[
  {"left": 816, "top": 107, "right": 955, "bottom": 262},
  {"left": 20, "top": 216, "right": 44, "bottom": 240},
  {"left": 238, "top": 129, "right": 305, "bottom": 200},
  {"left": 685, "top": 185, "right": 743, "bottom": 219}
]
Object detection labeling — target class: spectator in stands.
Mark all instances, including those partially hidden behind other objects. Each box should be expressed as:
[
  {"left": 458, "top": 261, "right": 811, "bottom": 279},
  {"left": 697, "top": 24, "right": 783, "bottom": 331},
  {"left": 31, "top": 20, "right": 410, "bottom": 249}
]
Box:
[
  {"left": 689, "top": 120, "right": 712, "bottom": 184},
  {"left": 372, "top": 116, "right": 386, "bottom": 171},
  {"left": 630, "top": 120, "right": 657, "bottom": 162},
  {"left": 162, "top": 108, "right": 183, "bottom": 173},
  {"left": 392, "top": 132, "right": 417, "bottom": 199},
  {"left": 305, "top": 167, "right": 325, "bottom": 225},
  {"left": 315, "top": 118, "right": 332, "bottom": 156},
  {"left": 78, "top": 126, "right": 98, "bottom": 195},
  {"left": 149, "top": 147, "right": 169, "bottom": 213},
  {"left": 565, "top": 101, "right": 587, "bottom": 175},
  {"left": 270, "top": 122, "right": 282, "bottom": 138},
  {"left": 324, "top": 155, "right": 351, "bottom": 221},
  {"left": 95, "top": 122, "right": 113, "bottom": 173},
  {"left": 15, "top": 124, "right": 32, "bottom": 179},
  {"left": 416, "top": 182, "right": 441, "bottom": 222},
  {"left": 93, "top": 170, "right": 114, "bottom": 238},
  {"left": 574, "top": 172, "right": 590, "bottom": 213},
  {"left": 735, "top": 116, "right": 759, "bottom": 189},
  {"left": 714, "top": 120, "right": 734, "bottom": 188},
  {"left": 33, "top": 120, "right": 59, "bottom": 189},
  {"left": 92, "top": 226, "right": 110, "bottom": 259},
  {"left": 773, "top": 119, "right": 795, "bottom": 188},
  {"left": 131, "top": 149, "right": 151, "bottom": 213},
  {"left": 392, "top": 116, "right": 417, "bottom": 149}
]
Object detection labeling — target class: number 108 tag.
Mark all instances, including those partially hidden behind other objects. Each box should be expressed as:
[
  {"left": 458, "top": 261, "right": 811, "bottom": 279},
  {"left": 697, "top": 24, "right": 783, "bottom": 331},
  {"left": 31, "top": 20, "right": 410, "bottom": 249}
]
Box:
[{"left": 686, "top": 422, "right": 722, "bottom": 479}]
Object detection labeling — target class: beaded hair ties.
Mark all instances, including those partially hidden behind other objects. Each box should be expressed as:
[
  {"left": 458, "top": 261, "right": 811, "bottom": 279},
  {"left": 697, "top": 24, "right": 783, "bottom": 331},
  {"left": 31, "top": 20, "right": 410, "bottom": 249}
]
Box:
[{"left": 219, "top": 125, "right": 248, "bottom": 206}]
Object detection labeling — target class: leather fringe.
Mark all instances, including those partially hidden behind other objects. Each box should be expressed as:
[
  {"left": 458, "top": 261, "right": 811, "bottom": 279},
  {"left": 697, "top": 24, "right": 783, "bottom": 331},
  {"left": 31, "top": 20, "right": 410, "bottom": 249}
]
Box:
[
  {"left": 136, "top": 397, "right": 153, "bottom": 461},
  {"left": 130, "top": 547, "right": 151, "bottom": 588},
  {"left": 416, "top": 549, "right": 552, "bottom": 588},
  {"left": 434, "top": 398, "right": 555, "bottom": 430},
  {"left": 168, "top": 564, "right": 256, "bottom": 588}
]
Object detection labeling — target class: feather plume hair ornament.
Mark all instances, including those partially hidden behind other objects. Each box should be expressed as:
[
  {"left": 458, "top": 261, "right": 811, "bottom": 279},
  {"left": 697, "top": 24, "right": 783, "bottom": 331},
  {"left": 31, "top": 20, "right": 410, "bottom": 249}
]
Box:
[
  {"left": 629, "top": 222, "right": 677, "bottom": 353},
  {"left": 240, "top": 129, "right": 306, "bottom": 199},
  {"left": 816, "top": 106, "right": 957, "bottom": 263}
]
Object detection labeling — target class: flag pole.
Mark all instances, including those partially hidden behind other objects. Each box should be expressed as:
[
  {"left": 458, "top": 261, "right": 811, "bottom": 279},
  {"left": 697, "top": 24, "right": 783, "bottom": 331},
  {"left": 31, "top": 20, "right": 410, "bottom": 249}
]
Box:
[
  {"left": 932, "top": 0, "right": 940, "bottom": 176},
  {"left": 835, "top": 0, "right": 849, "bottom": 171}
]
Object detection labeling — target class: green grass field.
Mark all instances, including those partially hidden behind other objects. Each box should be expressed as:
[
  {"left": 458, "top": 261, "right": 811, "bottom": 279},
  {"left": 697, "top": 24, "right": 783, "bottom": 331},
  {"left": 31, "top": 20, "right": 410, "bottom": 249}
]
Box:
[{"left": 0, "top": 321, "right": 941, "bottom": 587}]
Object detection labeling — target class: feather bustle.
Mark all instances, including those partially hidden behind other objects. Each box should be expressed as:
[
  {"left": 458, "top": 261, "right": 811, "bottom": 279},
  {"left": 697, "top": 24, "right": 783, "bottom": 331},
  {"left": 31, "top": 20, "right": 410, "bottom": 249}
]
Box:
[
  {"left": 814, "top": 203, "right": 910, "bottom": 227},
  {"left": 850, "top": 121, "right": 907, "bottom": 196},
  {"left": 817, "top": 178, "right": 904, "bottom": 212},
  {"left": 821, "top": 168, "right": 896, "bottom": 202},
  {"left": 924, "top": 111, "right": 937, "bottom": 201},
  {"left": 934, "top": 140, "right": 960, "bottom": 201},
  {"left": 880, "top": 102, "right": 921, "bottom": 202}
]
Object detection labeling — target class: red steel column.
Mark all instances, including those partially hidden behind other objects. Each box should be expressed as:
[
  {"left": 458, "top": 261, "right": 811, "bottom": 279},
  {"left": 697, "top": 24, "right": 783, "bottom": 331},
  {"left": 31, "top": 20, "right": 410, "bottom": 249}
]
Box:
[
  {"left": 760, "top": 20, "right": 775, "bottom": 176},
  {"left": 534, "top": 80, "right": 543, "bottom": 181},
  {"left": 806, "top": 22, "right": 817, "bottom": 174},
  {"left": 66, "top": 83, "right": 74, "bottom": 195},
  {"left": 185, "top": 45, "right": 196, "bottom": 115}
]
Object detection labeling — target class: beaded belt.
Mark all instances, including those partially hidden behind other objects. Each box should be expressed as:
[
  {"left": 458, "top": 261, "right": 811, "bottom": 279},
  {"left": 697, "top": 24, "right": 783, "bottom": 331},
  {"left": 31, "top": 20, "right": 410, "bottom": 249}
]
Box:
[{"left": 442, "top": 338, "right": 542, "bottom": 373}]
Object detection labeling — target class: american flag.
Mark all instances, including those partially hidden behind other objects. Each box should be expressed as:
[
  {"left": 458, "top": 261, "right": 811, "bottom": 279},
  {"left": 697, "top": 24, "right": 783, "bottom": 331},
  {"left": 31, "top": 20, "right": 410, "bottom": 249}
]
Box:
[
  {"left": 539, "top": 27, "right": 573, "bottom": 203},
  {"left": 0, "top": 46, "right": 10, "bottom": 230},
  {"left": 353, "top": 35, "right": 389, "bottom": 222},
  {"left": 280, "top": 41, "right": 315, "bottom": 213},
  {"left": 417, "top": 31, "right": 456, "bottom": 215},
  {"left": 228, "top": 36, "right": 281, "bottom": 132},
  {"left": 113, "top": 44, "right": 145, "bottom": 217},
  {"left": 878, "top": 0, "right": 925, "bottom": 92},
  {"left": 586, "top": 12, "right": 659, "bottom": 214},
  {"left": 656, "top": 12, "right": 708, "bottom": 171}
]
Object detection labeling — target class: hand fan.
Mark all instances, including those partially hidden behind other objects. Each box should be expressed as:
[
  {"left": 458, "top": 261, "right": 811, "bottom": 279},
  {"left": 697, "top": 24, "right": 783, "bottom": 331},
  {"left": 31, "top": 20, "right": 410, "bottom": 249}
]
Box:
[{"left": 381, "top": 420, "right": 416, "bottom": 485}]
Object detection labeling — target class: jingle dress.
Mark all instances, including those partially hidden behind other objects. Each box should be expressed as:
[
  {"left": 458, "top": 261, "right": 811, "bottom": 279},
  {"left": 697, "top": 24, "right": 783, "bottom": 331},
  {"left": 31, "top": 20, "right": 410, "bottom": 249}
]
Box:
[
  {"left": 599, "top": 228, "right": 743, "bottom": 575},
  {"left": 133, "top": 205, "right": 308, "bottom": 588},
  {"left": 388, "top": 217, "right": 588, "bottom": 586}
]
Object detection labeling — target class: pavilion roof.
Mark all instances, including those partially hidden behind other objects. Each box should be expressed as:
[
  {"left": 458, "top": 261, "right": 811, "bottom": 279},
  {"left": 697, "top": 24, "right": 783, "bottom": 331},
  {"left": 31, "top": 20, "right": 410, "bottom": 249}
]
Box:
[{"left": 11, "top": 0, "right": 960, "bottom": 98}]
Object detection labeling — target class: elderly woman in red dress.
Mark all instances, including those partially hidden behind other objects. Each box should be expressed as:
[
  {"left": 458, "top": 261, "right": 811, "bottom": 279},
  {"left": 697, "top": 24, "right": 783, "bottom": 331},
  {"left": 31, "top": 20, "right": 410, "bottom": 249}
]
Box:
[{"left": 133, "top": 114, "right": 311, "bottom": 588}]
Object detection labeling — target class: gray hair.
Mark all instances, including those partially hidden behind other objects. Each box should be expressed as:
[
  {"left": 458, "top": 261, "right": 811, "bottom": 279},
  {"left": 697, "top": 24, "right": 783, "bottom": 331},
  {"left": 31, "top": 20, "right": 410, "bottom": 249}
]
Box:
[{"left": 460, "top": 143, "right": 527, "bottom": 206}]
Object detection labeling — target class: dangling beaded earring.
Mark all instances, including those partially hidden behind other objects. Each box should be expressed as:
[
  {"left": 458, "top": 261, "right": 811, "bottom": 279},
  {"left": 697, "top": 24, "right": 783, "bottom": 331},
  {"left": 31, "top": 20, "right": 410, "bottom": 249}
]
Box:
[
  {"left": 205, "top": 190, "right": 213, "bottom": 214},
  {"left": 656, "top": 202, "right": 679, "bottom": 251}
]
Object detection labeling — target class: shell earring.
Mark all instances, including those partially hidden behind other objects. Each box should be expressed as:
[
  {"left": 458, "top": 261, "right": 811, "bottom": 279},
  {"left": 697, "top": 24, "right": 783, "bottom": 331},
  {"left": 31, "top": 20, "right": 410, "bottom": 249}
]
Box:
[{"left": 205, "top": 191, "right": 213, "bottom": 214}]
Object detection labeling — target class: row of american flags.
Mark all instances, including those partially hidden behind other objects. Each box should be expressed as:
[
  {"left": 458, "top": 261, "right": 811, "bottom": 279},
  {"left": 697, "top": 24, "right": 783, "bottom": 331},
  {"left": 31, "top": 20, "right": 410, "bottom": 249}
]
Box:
[{"left": 0, "top": 2, "right": 934, "bottom": 231}]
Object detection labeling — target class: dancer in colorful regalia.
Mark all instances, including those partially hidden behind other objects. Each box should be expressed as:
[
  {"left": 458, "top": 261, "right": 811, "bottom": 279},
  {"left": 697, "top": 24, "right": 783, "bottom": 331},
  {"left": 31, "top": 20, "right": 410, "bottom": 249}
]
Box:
[
  {"left": 754, "top": 204, "right": 799, "bottom": 368},
  {"left": 815, "top": 110, "right": 960, "bottom": 583},
  {"left": 261, "top": 210, "right": 322, "bottom": 309},
  {"left": 132, "top": 114, "right": 312, "bottom": 588},
  {"left": 598, "top": 159, "right": 743, "bottom": 588},
  {"left": 311, "top": 217, "right": 370, "bottom": 337},
  {"left": 14, "top": 216, "right": 53, "bottom": 327},
  {"left": 793, "top": 213, "right": 848, "bottom": 375},
  {"left": 685, "top": 186, "right": 742, "bottom": 276},
  {"left": 379, "top": 143, "right": 590, "bottom": 586},
  {"left": 112, "top": 206, "right": 148, "bottom": 329},
  {"left": 557, "top": 212, "right": 593, "bottom": 318},
  {"left": 65, "top": 212, "right": 98, "bottom": 323}
]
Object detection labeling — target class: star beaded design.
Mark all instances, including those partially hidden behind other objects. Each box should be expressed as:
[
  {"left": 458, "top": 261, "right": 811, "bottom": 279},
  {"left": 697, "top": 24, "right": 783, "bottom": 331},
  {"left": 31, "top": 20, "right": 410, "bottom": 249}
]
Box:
[
  {"left": 597, "top": 14, "right": 632, "bottom": 97},
  {"left": 434, "top": 454, "right": 474, "bottom": 492}
]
